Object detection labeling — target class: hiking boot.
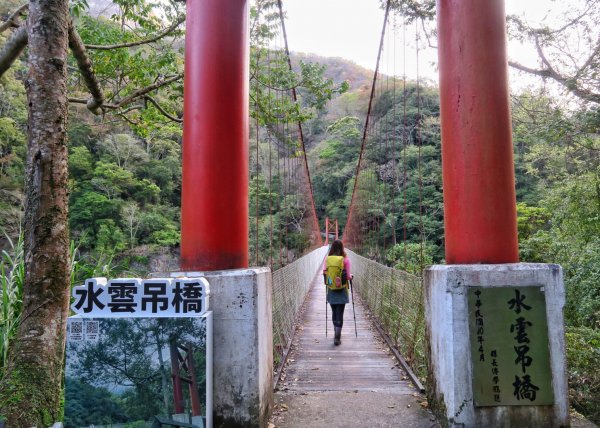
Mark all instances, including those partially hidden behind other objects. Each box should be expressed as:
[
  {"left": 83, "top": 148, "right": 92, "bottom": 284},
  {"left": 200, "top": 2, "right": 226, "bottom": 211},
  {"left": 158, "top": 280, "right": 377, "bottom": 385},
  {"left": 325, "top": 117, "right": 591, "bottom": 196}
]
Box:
[{"left": 334, "top": 326, "right": 341, "bottom": 346}]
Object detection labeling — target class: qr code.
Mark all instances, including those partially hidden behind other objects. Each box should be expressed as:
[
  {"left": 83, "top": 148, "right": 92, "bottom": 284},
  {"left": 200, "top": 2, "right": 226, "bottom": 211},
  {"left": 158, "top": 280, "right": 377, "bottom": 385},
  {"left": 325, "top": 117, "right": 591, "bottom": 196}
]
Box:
[
  {"left": 71, "top": 322, "right": 83, "bottom": 334},
  {"left": 85, "top": 320, "right": 100, "bottom": 342},
  {"left": 86, "top": 321, "right": 99, "bottom": 335},
  {"left": 69, "top": 320, "right": 84, "bottom": 341}
]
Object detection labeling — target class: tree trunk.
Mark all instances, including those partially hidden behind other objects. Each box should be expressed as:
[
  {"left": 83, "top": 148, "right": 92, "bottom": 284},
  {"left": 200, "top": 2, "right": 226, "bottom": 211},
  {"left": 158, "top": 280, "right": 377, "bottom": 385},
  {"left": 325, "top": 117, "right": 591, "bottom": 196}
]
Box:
[
  {"left": 0, "top": 0, "right": 71, "bottom": 425},
  {"left": 153, "top": 326, "right": 172, "bottom": 415}
]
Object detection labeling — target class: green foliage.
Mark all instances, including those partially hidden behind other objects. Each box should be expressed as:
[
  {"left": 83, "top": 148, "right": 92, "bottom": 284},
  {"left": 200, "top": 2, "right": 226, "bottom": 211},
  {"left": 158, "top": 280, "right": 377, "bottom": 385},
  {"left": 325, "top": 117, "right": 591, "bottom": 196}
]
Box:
[
  {"left": 1, "top": 0, "right": 598, "bottom": 419},
  {"left": 563, "top": 239, "right": 600, "bottom": 329},
  {"left": 70, "top": 250, "right": 120, "bottom": 286},
  {"left": 516, "top": 202, "right": 551, "bottom": 242},
  {"left": 69, "top": 0, "right": 89, "bottom": 17},
  {"left": 0, "top": 56, "right": 27, "bottom": 241},
  {"left": 544, "top": 172, "right": 600, "bottom": 244},
  {"left": 68, "top": 318, "right": 207, "bottom": 420},
  {"left": 68, "top": 128, "right": 181, "bottom": 253},
  {"left": 565, "top": 327, "right": 600, "bottom": 424},
  {"left": 311, "top": 81, "right": 444, "bottom": 263},
  {"left": 385, "top": 242, "right": 435, "bottom": 275},
  {"left": 311, "top": 116, "right": 362, "bottom": 232},
  {"left": 0, "top": 233, "right": 24, "bottom": 376},
  {"left": 0, "top": 233, "right": 122, "bottom": 384},
  {"left": 513, "top": 91, "right": 600, "bottom": 422},
  {"left": 96, "top": 220, "right": 127, "bottom": 254},
  {"left": 75, "top": 13, "right": 182, "bottom": 97},
  {"left": 298, "top": 61, "right": 350, "bottom": 110},
  {"left": 64, "top": 377, "right": 128, "bottom": 426},
  {"left": 518, "top": 173, "right": 600, "bottom": 329}
]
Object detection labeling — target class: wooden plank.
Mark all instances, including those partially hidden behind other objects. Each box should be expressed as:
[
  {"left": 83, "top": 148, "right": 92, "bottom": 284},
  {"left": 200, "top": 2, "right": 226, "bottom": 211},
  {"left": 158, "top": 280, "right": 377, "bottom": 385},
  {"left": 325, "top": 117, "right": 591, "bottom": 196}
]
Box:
[{"left": 278, "top": 273, "right": 417, "bottom": 394}]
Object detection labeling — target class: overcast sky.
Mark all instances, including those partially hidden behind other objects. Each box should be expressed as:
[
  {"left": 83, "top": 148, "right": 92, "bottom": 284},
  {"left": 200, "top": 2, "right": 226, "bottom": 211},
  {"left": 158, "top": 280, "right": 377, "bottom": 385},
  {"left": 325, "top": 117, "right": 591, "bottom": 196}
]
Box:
[{"left": 282, "top": 0, "right": 561, "bottom": 88}]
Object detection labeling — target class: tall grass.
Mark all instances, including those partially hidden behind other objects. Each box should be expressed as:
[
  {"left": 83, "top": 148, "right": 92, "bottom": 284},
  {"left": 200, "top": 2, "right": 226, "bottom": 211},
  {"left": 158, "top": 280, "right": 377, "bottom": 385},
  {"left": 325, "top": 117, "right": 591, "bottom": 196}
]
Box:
[
  {"left": 0, "top": 233, "right": 24, "bottom": 375},
  {"left": 1, "top": 235, "right": 120, "bottom": 377}
]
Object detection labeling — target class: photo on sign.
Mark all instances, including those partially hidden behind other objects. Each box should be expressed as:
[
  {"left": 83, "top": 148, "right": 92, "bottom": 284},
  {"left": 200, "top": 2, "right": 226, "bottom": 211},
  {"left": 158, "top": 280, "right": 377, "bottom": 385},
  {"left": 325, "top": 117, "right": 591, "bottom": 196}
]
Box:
[{"left": 64, "top": 315, "right": 211, "bottom": 427}]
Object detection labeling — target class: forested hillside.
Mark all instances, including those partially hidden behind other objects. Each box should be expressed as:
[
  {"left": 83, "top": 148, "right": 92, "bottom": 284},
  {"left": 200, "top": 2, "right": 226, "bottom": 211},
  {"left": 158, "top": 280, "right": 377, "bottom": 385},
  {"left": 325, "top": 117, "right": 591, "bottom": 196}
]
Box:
[{"left": 0, "top": 0, "right": 599, "bottom": 423}]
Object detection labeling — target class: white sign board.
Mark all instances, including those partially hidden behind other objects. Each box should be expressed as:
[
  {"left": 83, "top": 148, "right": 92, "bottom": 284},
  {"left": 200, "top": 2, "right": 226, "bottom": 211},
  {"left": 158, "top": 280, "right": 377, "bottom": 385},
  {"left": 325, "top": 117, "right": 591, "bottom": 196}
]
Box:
[
  {"left": 66, "top": 277, "right": 212, "bottom": 428},
  {"left": 71, "top": 277, "right": 210, "bottom": 317}
]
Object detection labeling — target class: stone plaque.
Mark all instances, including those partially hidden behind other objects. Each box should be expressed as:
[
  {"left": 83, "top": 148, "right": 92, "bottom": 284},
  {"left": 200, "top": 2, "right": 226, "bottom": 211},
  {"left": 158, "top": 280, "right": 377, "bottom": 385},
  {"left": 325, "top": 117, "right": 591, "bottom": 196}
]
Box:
[{"left": 468, "top": 286, "right": 553, "bottom": 406}]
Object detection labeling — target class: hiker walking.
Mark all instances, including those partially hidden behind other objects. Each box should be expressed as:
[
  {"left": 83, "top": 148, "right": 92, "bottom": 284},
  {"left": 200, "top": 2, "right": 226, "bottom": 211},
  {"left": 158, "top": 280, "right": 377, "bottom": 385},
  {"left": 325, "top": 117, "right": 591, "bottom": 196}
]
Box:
[{"left": 323, "top": 239, "right": 351, "bottom": 346}]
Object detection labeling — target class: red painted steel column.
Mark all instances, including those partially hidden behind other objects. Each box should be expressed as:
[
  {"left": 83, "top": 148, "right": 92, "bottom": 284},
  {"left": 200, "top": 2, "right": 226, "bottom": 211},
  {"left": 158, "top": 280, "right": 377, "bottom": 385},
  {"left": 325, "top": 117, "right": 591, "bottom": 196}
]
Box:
[
  {"left": 437, "top": 0, "right": 519, "bottom": 264},
  {"left": 186, "top": 344, "right": 202, "bottom": 416},
  {"left": 170, "top": 341, "right": 184, "bottom": 413},
  {"left": 181, "top": 0, "right": 249, "bottom": 270},
  {"left": 335, "top": 219, "right": 338, "bottom": 240}
]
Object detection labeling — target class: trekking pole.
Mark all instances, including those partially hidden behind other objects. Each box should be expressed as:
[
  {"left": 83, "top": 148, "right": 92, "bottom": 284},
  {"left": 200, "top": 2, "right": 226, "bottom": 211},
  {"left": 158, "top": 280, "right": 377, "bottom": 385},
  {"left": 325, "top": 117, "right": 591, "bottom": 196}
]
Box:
[
  {"left": 350, "top": 277, "right": 357, "bottom": 338},
  {"left": 325, "top": 288, "right": 328, "bottom": 337}
]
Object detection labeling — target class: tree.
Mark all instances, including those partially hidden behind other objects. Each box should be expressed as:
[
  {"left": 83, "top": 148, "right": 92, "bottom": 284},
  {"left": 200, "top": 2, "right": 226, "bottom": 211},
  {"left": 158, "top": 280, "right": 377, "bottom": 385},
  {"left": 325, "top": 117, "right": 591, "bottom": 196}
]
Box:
[
  {"left": 385, "top": 0, "right": 600, "bottom": 105},
  {"left": 310, "top": 116, "right": 362, "bottom": 230},
  {"left": 507, "top": 0, "right": 600, "bottom": 105},
  {"left": 0, "top": 0, "right": 186, "bottom": 423},
  {"left": 0, "top": 0, "right": 348, "bottom": 422},
  {"left": 511, "top": 88, "right": 600, "bottom": 422},
  {"left": 64, "top": 378, "right": 128, "bottom": 426},
  {"left": 122, "top": 201, "right": 141, "bottom": 249},
  {"left": 0, "top": 0, "right": 71, "bottom": 425},
  {"left": 98, "top": 133, "right": 149, "bottom": 170},
  {"left": 67, "top": 318, "right": 206, "bottom": 420}
]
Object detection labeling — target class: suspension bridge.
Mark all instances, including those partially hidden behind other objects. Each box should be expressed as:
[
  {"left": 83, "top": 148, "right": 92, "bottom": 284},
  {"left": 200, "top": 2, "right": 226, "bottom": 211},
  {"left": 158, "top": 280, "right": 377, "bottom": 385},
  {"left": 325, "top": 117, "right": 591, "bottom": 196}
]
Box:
[{"left": 176, "top": 0, "right": 569, "bottom": 427}]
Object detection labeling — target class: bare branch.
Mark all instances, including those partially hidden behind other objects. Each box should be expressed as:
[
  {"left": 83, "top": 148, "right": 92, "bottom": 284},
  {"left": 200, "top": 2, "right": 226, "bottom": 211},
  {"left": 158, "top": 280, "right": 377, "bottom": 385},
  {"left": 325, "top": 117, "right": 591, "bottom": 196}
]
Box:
[
  {"left": 507, "top": 6, "right": 593, "bottom": 39},
  {"left": 110, "top": 73, "right": 183, "bottom": 109},
  {"left": 421, "top": 19, "right": 437, "bottom": 49},
  {"left": 2, "top": 14, "right": 184, "bottom": 119},
  {"left": 117, "top": 112, "right": 140, "bottom": 125},
  {"left": 575, "top": 36, "right": 600, "bottom": 80},
  {"left": 68, "top": 73, "right": 183, "bottom": 110},
  {"left": 546, "top": 4, "right": 593, "bottom": 35},
  {"left": 0, "top": 25, "right": 27, "bottom": 78},
  {"left": 117, "top": 104, "right": 144, "bottom": 115},
  {"left": 84, "top": 15, "right": 185, "bottom": 50},
  {"left": 508, "top": 62, "right": 550, "bottom": 78},
  {"left": 0, "top": 3, "right": 28, "bottom": 34},
  {"left": 68, "top": 22, "right": 105, "bottom": 114},
  {"left": 534, "top": 34, "right": 555, "bottom": 73},
  {"left": 144, "top": 95, "right": 183, "bottom": 123},
  {"left": 66, "top": 21, "right": 183, "bottom": 114},
  {"left": 509, "top": 60, "right": 600, "bottom": 104},
  {"left": 507, "top": 2, "right": 600, "bottom": 105},
  {"left": 67, "top": 97, "right": 89, "bottom": 105}
]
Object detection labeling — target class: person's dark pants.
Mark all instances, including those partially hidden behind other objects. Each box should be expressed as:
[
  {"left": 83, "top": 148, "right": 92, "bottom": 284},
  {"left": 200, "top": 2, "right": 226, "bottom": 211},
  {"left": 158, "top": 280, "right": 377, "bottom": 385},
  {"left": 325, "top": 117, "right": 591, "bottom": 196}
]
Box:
[{"left": 330, "top": 304, "right": 346, "bottom": 328}]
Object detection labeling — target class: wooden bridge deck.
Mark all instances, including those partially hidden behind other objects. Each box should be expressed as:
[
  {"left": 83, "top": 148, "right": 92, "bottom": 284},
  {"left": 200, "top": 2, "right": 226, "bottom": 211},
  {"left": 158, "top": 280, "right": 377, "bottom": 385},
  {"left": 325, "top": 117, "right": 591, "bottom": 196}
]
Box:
[{"left": 278, "top": 272, "right": 415, "bottom": 393}]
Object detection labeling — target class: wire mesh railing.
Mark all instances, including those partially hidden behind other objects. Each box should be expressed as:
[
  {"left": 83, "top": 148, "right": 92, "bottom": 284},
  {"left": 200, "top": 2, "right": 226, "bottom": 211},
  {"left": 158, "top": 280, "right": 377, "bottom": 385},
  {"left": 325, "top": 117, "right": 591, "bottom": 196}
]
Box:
[
  {"left": 348, "top": 249, "right": 427, "bottom": 383},
  {"left": 271, "top": 245, "right": 328, "bottom": 375}
]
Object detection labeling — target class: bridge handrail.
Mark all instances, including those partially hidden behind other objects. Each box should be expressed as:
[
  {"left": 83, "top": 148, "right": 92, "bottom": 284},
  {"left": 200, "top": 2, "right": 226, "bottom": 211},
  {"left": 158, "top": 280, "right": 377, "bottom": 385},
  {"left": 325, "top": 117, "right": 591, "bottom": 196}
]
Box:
[
  {"left": 272, "top": 245, "right": 328, "bottom": 379},
  {"left": 347, "top": 249, "right": 427, "bottom": 383}
]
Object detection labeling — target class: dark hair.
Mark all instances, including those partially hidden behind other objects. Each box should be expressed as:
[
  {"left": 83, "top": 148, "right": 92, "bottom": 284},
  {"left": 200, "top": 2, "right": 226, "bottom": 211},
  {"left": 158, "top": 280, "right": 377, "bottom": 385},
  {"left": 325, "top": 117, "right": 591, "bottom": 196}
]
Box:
[{"left": 329, "top": 239, "right": 346, "bottom": 257}]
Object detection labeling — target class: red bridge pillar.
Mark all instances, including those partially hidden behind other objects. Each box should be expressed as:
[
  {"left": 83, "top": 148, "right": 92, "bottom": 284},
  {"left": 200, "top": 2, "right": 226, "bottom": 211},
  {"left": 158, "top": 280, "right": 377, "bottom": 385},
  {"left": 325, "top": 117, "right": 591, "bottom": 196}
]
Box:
[
  {"left": 181, "top": 0, "right": 249, "bottom": 270},
  {"left": 437, "top": 0, "right": 519, "bottom": 264}
]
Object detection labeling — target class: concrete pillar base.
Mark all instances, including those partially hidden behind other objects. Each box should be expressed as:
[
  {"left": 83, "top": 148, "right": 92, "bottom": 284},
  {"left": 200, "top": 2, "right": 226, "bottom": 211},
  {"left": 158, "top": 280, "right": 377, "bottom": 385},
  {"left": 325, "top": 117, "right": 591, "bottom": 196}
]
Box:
[
  {"left": 167, "top": 267, "right": 273, "bottom": 428},
  {"left": 424, "top": 263, "right": 569, "bottom": 427}
]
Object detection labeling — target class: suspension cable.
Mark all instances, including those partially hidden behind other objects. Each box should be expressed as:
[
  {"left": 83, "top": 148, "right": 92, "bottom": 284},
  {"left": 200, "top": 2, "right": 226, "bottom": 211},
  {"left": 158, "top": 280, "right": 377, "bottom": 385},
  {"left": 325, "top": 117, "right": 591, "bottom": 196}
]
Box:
[
  {"left": 345, "top": 0, "right": 392, "bottom": 248},
  {"left": 277, "top": 0, "right": 323, "bottom": 248}
]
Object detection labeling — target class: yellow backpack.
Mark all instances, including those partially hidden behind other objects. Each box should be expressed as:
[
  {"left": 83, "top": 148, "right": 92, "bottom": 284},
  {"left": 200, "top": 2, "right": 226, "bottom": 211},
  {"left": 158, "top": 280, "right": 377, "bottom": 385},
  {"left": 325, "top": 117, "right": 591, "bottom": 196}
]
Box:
[{"left": 325, "top": 255, "right": 347, "bottom": 290}]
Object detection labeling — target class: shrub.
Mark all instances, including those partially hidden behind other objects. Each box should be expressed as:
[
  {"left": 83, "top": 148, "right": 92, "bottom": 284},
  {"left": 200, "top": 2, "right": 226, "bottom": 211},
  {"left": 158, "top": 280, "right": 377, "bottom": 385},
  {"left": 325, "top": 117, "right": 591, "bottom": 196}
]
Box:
[{"left": 565, "top": 326, "right": 600, "bottom": 424}]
